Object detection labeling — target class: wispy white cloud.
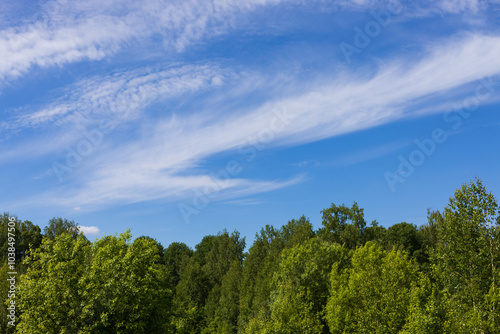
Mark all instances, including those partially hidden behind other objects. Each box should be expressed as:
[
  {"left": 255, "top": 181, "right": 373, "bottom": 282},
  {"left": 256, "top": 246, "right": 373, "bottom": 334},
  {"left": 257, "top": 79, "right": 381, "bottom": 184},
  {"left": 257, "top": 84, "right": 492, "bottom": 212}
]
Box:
[
  {"left": 32, "top": 173, "right": 303, "bottom": 211},
  {"left": 336, "top": 0, "right": 487, "bottom": 14},
  {"left": 0, "top": 0, "right": 289, "bottom": 84},
  {"left": 436, "top": 0, "right": 483, "bottom": 13},
  {"left": 293, "top": 160, "right": 321, "bottom": 168},
  {"left": 5, "top": 33, "right": 500, "bottom": 211},
  {"left": 220, "top": 198, "right": 265, "bottom": 205},
  {"left": 331, "top": 141, "right": 410, "bottom": 167},
  {"left": 1, "top": 0, "right": 492, "bottom": 87},
  {"left": 2, "top": 63, "right": 226, "bottom": 133},
  {"left": 234, "top": 34, "right": 500, "bottom": 148},
  {"left": 0, "top": 63, "right": 228, "bottom": 168}
]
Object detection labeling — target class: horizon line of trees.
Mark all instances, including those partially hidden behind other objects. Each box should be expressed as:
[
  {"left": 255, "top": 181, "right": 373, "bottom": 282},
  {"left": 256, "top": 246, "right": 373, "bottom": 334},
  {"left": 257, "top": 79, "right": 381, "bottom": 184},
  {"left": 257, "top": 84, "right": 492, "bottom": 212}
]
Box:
[{"left": 1, "top": 177, "right": 499, "bottom": 333}]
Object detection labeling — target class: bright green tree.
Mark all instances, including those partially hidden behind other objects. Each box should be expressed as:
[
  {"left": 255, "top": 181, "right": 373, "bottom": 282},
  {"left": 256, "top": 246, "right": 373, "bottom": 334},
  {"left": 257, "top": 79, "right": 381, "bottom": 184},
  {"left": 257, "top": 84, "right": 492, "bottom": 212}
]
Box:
[
  {"left": 1, "top": 262, "right": 16, "bottom": 334},
  {"left": 80, "top": 231, "right": 171, "bottom": 333},
  {"left": 16, "top": 231, "right": 171, "bottom": 333},
  {"left": 1, "top": 213, "right": 43, "bottom": 334},
  {"left": 401, "top": 274, "right": 446, "bottom": 334},
  {"left": 16, "top": 233, "right": 91, "bottom": 333},
  {"left": 432, "top": 178, "right": 500, "bottom": 333},
  {"left": 326, "top": 242, "right": 418, "bottom": 333},
  {"left": 135, "top": 235, "right": 166, "bottom": 264}
]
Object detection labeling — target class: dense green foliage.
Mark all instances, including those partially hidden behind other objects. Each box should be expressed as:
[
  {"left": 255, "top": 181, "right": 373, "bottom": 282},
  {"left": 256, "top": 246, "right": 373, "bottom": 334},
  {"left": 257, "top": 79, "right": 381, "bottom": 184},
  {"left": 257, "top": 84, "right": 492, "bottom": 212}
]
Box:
[
  {"left": 327, "top": 242, "right": 418, "bottom": 333},
  {"left": 1, "top": 178, "right": 499, "bottom": 333}
]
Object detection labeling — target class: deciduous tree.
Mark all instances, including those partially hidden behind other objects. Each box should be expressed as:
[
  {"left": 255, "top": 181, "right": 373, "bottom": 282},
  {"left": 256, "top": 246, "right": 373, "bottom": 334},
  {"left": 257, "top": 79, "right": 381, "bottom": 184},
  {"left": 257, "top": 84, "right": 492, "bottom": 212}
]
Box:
[
  {"left": 432, "top": 178, "right": 500, "bottom": 332},
  {"left": 326, "top": 242, "right": 418, "bottom": 333}
]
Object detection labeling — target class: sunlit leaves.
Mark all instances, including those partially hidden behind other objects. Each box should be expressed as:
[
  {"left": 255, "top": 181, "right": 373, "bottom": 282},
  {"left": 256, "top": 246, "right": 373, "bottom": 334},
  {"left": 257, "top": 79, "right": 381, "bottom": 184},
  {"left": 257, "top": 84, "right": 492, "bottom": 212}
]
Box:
[
  {"left": 326, "top": 242, "right": 418, "bottom": 334},
  {"left": 16, "top": 231, "right": 171, "bottom": 334}
]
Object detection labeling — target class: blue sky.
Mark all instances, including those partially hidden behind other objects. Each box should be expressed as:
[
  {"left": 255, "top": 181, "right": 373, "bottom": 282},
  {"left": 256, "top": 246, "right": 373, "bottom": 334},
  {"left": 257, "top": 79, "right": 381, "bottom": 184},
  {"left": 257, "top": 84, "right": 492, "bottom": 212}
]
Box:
[{"left": 1, "top": 0, "right": 500, "bottom": 249}]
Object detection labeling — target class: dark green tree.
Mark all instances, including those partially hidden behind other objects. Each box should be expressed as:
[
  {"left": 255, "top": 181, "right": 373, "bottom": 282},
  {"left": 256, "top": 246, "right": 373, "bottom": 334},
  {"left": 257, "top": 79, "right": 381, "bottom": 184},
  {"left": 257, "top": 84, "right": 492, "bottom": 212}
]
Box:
[
  {"left": 207, "top": 260, "right": 242, "bottom": 333},
  {"left": 384, "top": 222, "right": 423, "bottom": 260},
  {"left": 171, "top": 257, "right": 210, "bottom": 334},
  {"left": 203, "top": 231, "right": 245, "bottom": 333},
  {"left": 172, "top": 230, "right": 245, "bottom": 333},
  {"left": 239, "top": 216, "right": 314, "bottom": 332},
  {"left": 238, "top": 225, "right": 281, "bottom": 332},
  {"left": 43, "top": 217, "right": 82, "bottom": 240},
  {"left": 363, "top": 219, "right": 387, "bottom": 245},
  {"left": 0, "top": 213, "right": 42, "bottom": 267},
  {"left": 279, "top": 215, "right": 316, "bottom": 247},
  {"left": 193, "top": 235, "right": 216, "bottom": 267},
  {"left": 164, "top": 242, "right": 193, "bottom": 286},
  {"left": 263, "top": 238, "right": 351, "bottom": 333},
  {"left": 318, "top": 202, "right": 366, "bottom": 248},
  {"left": 414, "top": 209, "right": 443, "bottom": 271}
]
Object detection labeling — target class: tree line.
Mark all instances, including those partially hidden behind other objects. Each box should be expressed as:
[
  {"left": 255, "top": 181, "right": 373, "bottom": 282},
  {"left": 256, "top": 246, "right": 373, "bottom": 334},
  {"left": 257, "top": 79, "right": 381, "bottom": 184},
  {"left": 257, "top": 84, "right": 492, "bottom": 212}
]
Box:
[{"left": 1, "top": 178, "right": 499, "bottom": 333}]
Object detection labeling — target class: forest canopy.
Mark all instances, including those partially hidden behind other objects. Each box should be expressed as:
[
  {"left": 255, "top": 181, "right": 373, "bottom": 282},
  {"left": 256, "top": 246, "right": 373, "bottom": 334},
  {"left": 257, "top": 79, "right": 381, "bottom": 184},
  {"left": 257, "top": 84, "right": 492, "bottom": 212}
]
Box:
[{"left": 1, "top": 178, "right": 499, "bottom": 333}]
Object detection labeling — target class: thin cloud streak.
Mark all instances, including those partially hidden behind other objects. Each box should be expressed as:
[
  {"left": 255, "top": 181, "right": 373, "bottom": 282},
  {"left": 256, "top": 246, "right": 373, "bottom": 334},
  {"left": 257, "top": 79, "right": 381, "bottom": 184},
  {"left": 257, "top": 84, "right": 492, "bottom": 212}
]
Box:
[
  {"left": 3, "top": 63, "right": 227, "bottom": 133},
  {"left": 331, "top": 141, "right": 410, "bottom": 167},
  {"left": 0, "top": 0, "right": 289, "bottom": 84},
  {"left": 0, "top": 0, "right": 491, "bottom": 86},
  {"left": 336, "top": 0, "right": 486, "bottom": 15},
  {"left": 6, "top": 33, "right": 500, "bottom": 211}
]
